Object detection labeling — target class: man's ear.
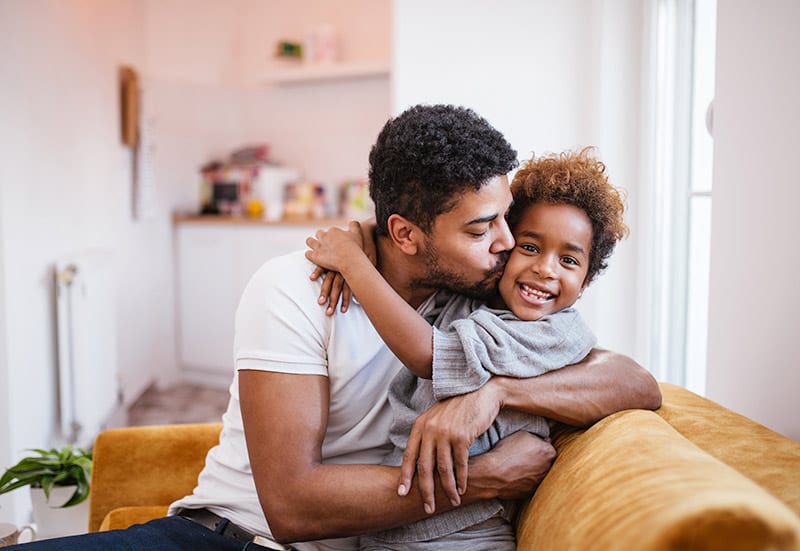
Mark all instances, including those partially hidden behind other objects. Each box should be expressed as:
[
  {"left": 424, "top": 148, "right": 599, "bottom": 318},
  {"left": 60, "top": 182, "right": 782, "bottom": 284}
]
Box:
[{"left": 386, "top": 214, "right": 421, "bottom": 255}]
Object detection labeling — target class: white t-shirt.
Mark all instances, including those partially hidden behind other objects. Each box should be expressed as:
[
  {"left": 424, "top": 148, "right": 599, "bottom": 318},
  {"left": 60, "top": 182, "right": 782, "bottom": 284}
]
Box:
[{"left": 170, "top": 251, "right": 424, "bottom": 550}]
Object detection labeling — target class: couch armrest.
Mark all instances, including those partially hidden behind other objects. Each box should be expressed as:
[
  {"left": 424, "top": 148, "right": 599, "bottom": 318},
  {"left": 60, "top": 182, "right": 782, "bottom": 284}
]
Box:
[
  {"left": 657, "top": 382, "right": 800, "bottom": 516},
  {"left": 517, "top": 410, "right": 800, "bottom": 550},
  {"left": 88, "top": 423, "right": 222, "bottom": 532}
]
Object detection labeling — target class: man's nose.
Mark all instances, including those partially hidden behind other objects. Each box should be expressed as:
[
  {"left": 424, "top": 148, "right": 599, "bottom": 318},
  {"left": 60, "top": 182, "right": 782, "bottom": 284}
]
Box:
[{"left": 490, "top": 218, "right": 515, "bottom": 254}]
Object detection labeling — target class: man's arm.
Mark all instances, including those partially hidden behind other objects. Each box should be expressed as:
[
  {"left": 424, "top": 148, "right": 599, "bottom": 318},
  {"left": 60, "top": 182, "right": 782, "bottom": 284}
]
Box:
[
  {"left": 399, "top": 349, "right": 661, "bottom": 512},
  {"left": 239, "top": 369, "right": 556, "bottom": 543},
  {"left": 492, "top": 348, "right": 661, "bottom": 425}
]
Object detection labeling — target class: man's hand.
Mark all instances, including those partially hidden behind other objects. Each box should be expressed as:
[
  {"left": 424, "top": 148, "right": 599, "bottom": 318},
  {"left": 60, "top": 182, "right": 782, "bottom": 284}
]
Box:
[{"left": 398, "top": 384, "right": 502, "bottom": 514}]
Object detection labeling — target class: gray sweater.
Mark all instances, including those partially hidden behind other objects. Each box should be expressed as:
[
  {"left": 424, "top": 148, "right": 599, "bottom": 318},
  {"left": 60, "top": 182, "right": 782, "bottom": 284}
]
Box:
[{"left": 367, "top": 292, "right": 596, "bottom": 544}]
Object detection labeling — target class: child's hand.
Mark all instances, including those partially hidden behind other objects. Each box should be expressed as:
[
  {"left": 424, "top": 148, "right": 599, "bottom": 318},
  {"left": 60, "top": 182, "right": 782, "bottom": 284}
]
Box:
[
  {"left": 306, "top": 221, "right": 369, "bottom": 315},
  {"left": 305, "top": 223, "right": 365, "bottom": 272},
  {"left": 309, "top": 269, "right": 352, "bottom": 316}
]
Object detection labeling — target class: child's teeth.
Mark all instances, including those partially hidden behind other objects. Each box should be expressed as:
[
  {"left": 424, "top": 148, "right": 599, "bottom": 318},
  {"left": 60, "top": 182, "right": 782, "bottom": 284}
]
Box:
[{"left": 522, "top": 284, "right": 550, "bottom": 299}]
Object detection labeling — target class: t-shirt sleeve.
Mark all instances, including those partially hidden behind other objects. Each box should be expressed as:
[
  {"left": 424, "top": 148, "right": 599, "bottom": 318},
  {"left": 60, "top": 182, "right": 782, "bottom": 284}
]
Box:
[
  {"left": 234, "top": 251, "right": 330, "bottom": 376},
  {"left": 432, "top": 307, "right": 596, "bottom": 400}
]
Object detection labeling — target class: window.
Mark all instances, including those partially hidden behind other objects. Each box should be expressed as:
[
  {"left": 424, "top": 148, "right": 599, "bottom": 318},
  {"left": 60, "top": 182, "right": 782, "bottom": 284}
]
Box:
[{"left": 644, "top": 0, "right": 716, "bottom": 392}]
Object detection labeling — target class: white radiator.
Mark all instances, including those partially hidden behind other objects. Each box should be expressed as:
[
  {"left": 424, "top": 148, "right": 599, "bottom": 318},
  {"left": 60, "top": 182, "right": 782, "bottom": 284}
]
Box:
[{"left": 54, "top": 250, "right": 120, "bottom": 448}]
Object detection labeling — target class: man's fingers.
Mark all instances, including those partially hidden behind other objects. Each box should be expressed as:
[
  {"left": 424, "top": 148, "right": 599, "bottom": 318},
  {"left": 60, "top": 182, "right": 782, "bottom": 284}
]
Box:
[
  {"left": 416, "top": 439, "right": 437, "bottom": 514},
  {"left": 437, "top": 446, "right": 459, "bottom": 507},
  {"left": 454, "top": 445, "right": 469, "bottom": 496},
  {"left": 398, "top": 430, "right": 421, "bottom": 497}
]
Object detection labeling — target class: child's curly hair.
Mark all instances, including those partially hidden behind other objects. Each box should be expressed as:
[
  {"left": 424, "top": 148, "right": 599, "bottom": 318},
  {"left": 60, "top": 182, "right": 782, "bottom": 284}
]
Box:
[{"left": 508, "top": 147, "right": 629, "bottom": 284}]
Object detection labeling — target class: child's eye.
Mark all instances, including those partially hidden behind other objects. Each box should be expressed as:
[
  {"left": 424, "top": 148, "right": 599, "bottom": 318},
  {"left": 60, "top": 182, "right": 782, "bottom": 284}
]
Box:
[
  {"left": 561, "top": 256, "right": 579, "bottom": 266},
  {"left": 520, "top": 243, "right": 539, "bottom": 253}
]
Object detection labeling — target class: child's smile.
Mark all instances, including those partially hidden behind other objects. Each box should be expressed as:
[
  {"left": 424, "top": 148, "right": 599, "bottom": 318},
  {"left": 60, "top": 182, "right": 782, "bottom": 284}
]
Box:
[{"left": 518, "top": 281, "right": 556, "bottom": 304}]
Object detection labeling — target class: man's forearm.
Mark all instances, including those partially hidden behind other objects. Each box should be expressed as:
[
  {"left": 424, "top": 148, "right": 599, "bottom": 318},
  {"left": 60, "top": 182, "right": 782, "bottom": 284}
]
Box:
[
  {"left": 489, "top": 348, "right": 661, "bottom": 427},
  {"left": 265, "top": 459, "right": 496, "bottom": 542}
]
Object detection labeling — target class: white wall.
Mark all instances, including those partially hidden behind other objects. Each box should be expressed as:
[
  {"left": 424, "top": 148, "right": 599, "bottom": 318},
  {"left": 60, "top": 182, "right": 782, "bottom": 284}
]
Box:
[
  {"left": 0, "top": 166, "right": 10, "bottom": 518},
  {"left": 706, "top": 0, "right": 800, "bottom": 440},
  {"left": 393, "top": 0, "right": 646, "bottom": 357},
  {"left": 0, "top": 0, "right": 171, "bottom": 523}
]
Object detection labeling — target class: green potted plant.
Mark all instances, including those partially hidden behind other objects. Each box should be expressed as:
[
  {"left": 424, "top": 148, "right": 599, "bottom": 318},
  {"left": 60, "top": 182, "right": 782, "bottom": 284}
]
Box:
[{"left": 0, "top": 446, "right": 92, "bottom": 537}]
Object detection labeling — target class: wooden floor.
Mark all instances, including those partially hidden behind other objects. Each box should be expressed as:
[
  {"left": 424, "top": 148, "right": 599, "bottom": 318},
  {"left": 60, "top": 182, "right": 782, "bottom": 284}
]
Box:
[{"left": 127, "top": 382, "right": 229, "bottom": 427}]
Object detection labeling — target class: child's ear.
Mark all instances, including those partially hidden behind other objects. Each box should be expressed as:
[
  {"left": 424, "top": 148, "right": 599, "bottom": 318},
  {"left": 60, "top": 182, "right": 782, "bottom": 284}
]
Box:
[{"left": 386, "top": 214, "right": 421, "bottom": 255}]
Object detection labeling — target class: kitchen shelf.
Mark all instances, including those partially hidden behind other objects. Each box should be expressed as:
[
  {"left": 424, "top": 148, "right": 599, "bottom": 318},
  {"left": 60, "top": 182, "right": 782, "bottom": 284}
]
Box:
[{"left": 264, "top": 61, "right": 391, "bottom": 85}]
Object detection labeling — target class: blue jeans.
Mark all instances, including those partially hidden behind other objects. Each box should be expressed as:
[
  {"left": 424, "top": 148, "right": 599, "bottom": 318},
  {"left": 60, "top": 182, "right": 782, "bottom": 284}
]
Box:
[{"left": 10, "top": 515, "right": 272, "bottom": 550}]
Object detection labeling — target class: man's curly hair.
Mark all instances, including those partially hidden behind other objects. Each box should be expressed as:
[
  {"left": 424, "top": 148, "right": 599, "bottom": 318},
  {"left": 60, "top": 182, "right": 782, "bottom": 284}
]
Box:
[
  {"left": 508, "top": 147, "right": 629, "bottom": 284},
  {"left": 369, "top": 104, "right": 518, "bottom": 235}
]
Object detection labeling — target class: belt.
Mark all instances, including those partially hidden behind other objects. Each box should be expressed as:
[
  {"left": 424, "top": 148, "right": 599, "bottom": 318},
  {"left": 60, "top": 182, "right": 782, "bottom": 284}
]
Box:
[{"left": 175, "top": 507, "right": 287, "bottom": 549}]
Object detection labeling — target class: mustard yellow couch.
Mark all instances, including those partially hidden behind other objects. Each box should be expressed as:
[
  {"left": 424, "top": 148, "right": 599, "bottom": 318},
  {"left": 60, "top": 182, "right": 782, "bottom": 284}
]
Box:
[{"left": 88, "top": 383, "right": 800, "bottom": 549}]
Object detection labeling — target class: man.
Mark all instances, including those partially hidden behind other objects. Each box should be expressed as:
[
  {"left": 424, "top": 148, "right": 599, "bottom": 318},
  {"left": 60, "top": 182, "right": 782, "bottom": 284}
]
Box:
[{"left": 16, "top": 105, "right": 659, "bottom": 550}]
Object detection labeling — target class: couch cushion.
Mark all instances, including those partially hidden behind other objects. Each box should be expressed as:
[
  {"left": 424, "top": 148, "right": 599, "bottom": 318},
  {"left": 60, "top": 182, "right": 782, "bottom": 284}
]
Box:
[
  {"left": 517, "top": 410, "right": 800, "bottom": 550},
  {"left": 657, "top": 382, "right": 800, "bottom": 516}
]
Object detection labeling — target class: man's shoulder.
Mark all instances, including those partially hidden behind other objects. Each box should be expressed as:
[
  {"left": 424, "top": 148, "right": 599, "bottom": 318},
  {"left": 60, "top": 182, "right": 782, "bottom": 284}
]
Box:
[
  {"left": 248, "top": 249, "right": 311, "bottom": 285},
  {"left": 259, "top": 248, "right": 309, "bottom": 269},
  {"left": 235, "top": 249, "right": 332, "bottom": 341},
  {"left": 238, "top": 250, "right": 320, "bottom": 309}
]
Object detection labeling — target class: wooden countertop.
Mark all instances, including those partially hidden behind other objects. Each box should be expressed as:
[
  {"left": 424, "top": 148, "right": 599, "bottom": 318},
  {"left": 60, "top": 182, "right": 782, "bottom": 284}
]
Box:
[{"left": 173, "top": 214, "right": 348, "bottom": 227}]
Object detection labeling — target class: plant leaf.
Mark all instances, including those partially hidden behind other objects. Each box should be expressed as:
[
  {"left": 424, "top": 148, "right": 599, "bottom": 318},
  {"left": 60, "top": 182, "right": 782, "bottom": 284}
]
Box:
[
  {"left": 1, "top": 467, "right": 56, "bottom": 488},
  {"left": 58, "top": 446, "right": 75, "bottom": 463},
  {"left": 11, "top": 457, "right": 60, "bottom": 470},
  {"left": 52, "top": 471, "right": 70, "bottom": 485},
  {"left": 0, "top": 478, "right": 37, "bottom": 494},
  {"left": 61, "top": 479, "right": 89, "bottom": 507},
  {"left": 73, "top": 456, "right": 92, "bottom": 470},
  {"left": 27, "top": 448, "right": 51, "bottom": 456},
  {"left": 40, "top": 476, "right": 55, "bottom": 500}
]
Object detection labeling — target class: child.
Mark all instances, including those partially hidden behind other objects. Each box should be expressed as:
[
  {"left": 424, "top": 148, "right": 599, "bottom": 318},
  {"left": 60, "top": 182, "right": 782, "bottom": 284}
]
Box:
[{"left": 305, "top": 147, "right": 629, "bottom": 550}]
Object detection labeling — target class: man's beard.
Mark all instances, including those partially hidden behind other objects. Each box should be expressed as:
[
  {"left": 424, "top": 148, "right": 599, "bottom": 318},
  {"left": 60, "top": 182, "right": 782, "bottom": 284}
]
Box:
[{"left": 412, "top": 241, "right": 509, "bottom": 301}]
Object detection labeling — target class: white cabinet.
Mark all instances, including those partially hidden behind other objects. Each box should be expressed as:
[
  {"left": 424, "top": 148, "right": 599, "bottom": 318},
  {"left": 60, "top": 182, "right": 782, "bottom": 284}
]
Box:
[
  {"left": 176, "top": 225, "right": 239, "bottom": 381},
  {"left": 175, "top": 218, "right": 340, "bottom": 385}
]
